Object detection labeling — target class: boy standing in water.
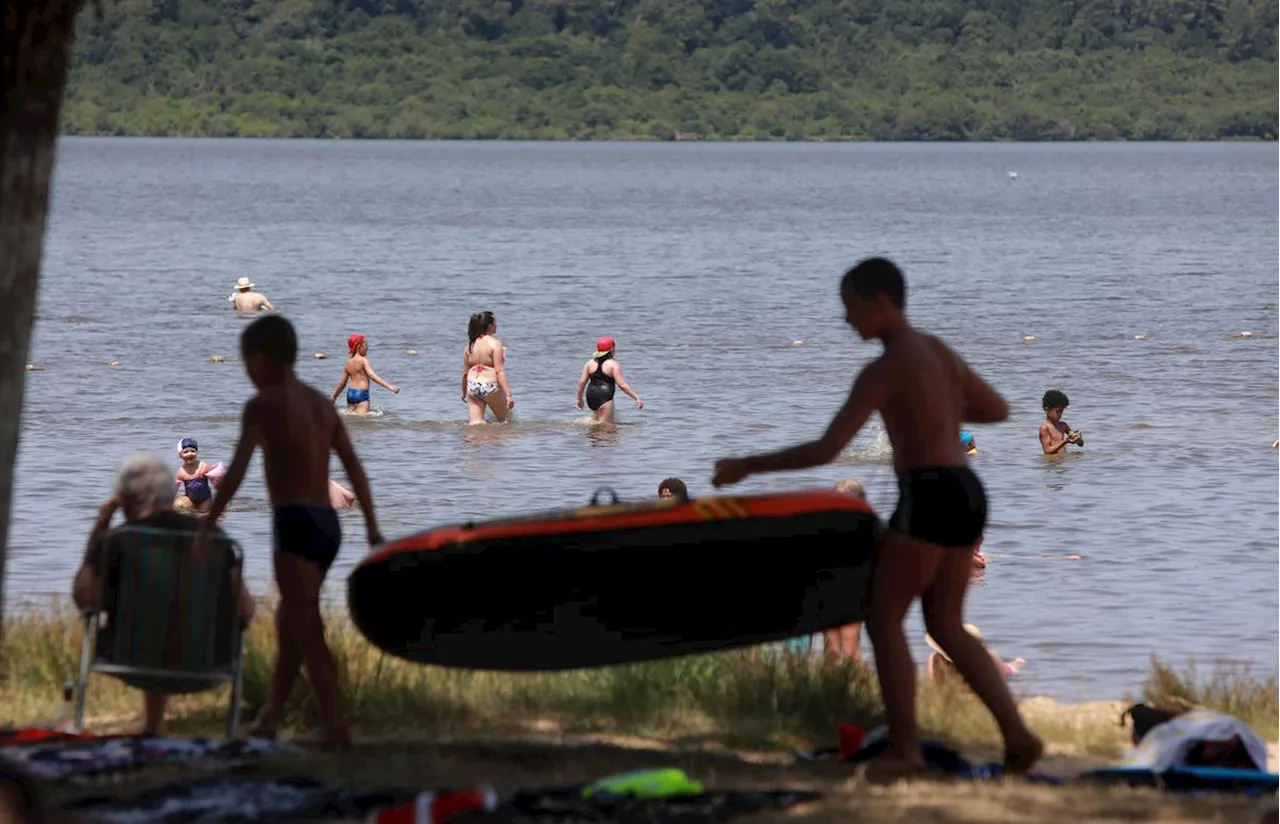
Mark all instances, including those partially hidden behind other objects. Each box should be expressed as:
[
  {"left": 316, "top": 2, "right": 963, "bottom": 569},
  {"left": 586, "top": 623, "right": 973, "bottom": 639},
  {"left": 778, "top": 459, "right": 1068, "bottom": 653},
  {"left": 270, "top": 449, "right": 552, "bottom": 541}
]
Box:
[
  {"left": 712, "top": 258, "right": 1042, "bottom": 773},
  {"left": 199, "top": 315, "right": 384, "bottom": 748},
  {"left": 1039, "top": 389, "right": 1083, "bottom": 455},
  {"left": 331, "top": 334, "right": 399, "bottom": 415}
]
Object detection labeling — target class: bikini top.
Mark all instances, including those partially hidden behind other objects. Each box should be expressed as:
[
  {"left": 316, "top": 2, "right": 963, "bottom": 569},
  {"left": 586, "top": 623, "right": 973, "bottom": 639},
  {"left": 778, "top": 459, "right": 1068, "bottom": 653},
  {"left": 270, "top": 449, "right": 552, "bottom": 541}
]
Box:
[{"left": 589, "top": 355, "right": 615, "bottom": 386}]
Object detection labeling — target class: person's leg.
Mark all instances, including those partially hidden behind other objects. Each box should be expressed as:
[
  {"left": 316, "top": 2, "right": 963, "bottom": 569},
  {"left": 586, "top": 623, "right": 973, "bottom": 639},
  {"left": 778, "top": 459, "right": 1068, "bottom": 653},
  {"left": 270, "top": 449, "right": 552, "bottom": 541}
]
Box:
[
  {"left": 249, "top": 592, "right": 301, "bottom": 738},
  {"left": 465, "top": 394, "right": 487, "bottom": 424},
  {"left": 823, "top": 623, "right": 861, "bottom": 662},
  {"left": 142, "top": 692, "right": 168, "bottom": 735},
  {"left": 864, "top": 530, "right": 943, "bottom": 768},
  {"left": 921, "top": 548, "right": 1042, "bottom": 772},
  {"left": 485, "top": 388, "right": 509, "bottom": 423},
  {"left": 594, "top": 399, "right": 615, "bottom": 424},
  {"left": 274, "top": 552, "right": 348, "bottom": 745},
  {"left": 354, "top": 400, "right": 371, "bottom": 416}
]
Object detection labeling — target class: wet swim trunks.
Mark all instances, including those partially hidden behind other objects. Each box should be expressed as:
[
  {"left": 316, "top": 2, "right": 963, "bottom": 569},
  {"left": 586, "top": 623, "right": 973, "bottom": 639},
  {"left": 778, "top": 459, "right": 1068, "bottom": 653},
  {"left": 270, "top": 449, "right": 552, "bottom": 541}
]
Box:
[
  {"left": 273, "top": 505, "right": 341, "bottom": 574},
  {"left": 346, "top": 388, "right": 370, "bottom": 406},
  {"left": 585, "top": 356, "right": 616, "bottom": 411},
  {"left": 467, "top": 379, "right": 498, "bottom": 400},
  {"left": 888, "top": 466, "right": 987, "bottom": 548}
]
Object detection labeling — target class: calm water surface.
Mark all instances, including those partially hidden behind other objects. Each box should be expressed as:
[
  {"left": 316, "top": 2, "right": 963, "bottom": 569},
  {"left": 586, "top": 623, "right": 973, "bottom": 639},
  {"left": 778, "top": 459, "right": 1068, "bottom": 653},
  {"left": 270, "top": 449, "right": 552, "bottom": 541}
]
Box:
[{"left": 9, "top": 139, "right": 1278, "bottom": 701}]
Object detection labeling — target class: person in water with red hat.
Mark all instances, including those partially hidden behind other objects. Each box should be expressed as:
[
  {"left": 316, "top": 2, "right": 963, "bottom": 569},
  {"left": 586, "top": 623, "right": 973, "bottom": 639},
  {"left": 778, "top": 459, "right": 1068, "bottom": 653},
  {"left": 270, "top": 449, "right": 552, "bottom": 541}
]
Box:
[
  {"left": 330, "top": 333, "right": 399, "bottom": 416},
  {"left": 575, "top": 336, "right": 643, "bottom": 424}
]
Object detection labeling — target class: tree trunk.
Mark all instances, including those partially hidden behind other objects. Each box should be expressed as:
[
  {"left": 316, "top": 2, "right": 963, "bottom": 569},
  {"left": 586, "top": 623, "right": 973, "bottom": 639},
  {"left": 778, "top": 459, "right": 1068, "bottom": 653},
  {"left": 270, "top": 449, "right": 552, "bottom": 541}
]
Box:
[{"left": 0, "top": 0, "right": 82, "bottom": 635}]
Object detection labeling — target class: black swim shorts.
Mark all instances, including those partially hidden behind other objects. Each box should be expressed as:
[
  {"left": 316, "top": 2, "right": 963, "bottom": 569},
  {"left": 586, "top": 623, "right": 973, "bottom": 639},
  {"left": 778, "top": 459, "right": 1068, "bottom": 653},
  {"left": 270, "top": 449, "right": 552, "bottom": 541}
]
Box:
[
  {"left": 273, "top": 505, "right": 342, "bottom": 574},
  {"left": 888, "top": 466, "right": 987, "bottom": 548}
]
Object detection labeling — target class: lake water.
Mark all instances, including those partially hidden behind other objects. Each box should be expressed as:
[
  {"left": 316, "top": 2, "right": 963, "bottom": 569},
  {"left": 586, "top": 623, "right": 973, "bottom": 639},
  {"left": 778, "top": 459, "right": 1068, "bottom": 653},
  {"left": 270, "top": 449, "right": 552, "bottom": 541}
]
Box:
[{"left": 8, "top": 138, "right": 1277, "bottom": 702}]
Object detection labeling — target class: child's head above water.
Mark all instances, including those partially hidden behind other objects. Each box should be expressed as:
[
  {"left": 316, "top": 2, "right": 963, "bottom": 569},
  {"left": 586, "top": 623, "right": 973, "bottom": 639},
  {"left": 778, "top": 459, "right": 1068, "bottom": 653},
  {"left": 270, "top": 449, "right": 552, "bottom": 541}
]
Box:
[
  {"left": 242, "top": 315, "right": 298, "bottom": 387},
  {"left": 833, "top": 479, "right": 866, "bottom": 499},
  {"left": 1042, "top": 389, "right": 1069, "bottom": 422},
  {"left": 347, "top": 333, "right": 367, "bottom": 357},
  {"left": 658, "top": 477, "right": 688, "bottom": 501},
  {"left": 840, "top": 257, "right": 906, "bottom": 340},
  {"left": 960, "top": 430, "right": 977, "bottom": 454},
  {"left": 177, "top": 437, "right": 199, "bottom": 463}
]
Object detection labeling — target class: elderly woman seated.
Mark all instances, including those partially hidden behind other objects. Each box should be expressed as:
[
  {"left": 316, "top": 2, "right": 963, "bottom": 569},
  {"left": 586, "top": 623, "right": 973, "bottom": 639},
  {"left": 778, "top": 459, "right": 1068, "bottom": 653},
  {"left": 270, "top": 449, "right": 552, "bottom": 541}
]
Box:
[{"left": 72, "top": 453, "right": 255, "bottom": 735}]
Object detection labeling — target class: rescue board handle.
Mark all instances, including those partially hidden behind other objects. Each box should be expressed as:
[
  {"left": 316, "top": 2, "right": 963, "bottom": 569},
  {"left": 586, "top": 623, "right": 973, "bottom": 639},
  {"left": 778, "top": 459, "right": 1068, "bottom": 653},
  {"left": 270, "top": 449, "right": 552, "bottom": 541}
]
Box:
[{"left": 589, "top": 487, "right": 620, "bottom": 507}]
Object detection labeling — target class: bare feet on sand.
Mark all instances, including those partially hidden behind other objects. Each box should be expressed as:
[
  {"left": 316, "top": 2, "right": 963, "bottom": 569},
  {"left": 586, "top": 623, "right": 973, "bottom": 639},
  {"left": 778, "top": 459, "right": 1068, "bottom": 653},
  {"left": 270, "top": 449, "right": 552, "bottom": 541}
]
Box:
[{"left": 1004, "top": 735, "right": 1045, "bottom": 774}]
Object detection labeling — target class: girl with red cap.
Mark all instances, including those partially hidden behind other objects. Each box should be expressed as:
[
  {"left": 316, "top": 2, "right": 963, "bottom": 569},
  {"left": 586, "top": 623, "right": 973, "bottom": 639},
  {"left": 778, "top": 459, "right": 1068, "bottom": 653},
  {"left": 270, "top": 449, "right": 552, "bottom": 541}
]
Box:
[
  {"left": 330, "top": 333, "right": 399, "bottom": 416},
  {"left": 575, "top": 336, "right": 643, "bottom": 424}
]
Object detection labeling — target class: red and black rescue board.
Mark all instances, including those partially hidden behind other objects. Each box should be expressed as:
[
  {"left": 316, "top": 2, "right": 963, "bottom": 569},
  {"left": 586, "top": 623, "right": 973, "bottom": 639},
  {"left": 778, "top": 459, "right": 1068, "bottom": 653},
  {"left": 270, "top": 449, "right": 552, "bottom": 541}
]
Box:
[{"left": 347, "top": 489, "right": 879, "bottom": 670}]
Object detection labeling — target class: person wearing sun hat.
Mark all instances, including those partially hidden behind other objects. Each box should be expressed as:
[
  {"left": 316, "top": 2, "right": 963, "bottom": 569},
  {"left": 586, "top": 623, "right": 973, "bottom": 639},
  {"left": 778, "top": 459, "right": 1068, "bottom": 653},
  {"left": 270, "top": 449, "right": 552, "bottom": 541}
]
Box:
[
  {"left": 575, "top": 336, "right": 643, "bottom": 424},
  {"left": 229, "top": 276, "right": 277, "bottom": 313},
  {"left": 925, "top": 623, "right": 1025, "bottom": 685}
]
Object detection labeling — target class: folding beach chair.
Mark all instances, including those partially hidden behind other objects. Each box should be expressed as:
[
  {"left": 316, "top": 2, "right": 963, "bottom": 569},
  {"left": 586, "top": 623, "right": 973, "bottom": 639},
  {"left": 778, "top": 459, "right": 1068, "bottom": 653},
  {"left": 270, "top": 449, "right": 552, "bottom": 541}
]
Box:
[{"left": 73, "top": 525, "right": 247, "bottom": 737}]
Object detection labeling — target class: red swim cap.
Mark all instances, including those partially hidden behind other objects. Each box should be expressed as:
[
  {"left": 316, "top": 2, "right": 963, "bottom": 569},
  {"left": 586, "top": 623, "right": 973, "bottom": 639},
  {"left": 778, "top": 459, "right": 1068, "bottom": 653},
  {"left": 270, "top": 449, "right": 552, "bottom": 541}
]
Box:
[
  {"left": 347, "top": 334, "right": 366, "bottom": 354},
  {"left": 595, "top": 337, "right": 615, "bottom": 353}
]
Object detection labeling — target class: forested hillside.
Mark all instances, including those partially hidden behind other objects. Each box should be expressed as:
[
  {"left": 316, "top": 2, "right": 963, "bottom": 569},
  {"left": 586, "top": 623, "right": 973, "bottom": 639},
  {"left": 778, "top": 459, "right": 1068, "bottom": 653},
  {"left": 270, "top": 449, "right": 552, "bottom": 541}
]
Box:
[{"left": 64, "top": 0, "right": 1278, "bottom": 140}]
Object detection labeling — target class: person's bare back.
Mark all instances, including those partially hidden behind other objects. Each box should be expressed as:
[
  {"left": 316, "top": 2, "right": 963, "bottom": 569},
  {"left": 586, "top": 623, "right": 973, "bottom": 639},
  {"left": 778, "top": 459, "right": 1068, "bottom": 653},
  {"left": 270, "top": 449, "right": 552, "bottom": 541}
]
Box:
[
  {"left": 876, "top": 332, "right": 977, "bottom": 473},
  {"left": 250, "top": 380, "right": 338, "bottom": 508}
]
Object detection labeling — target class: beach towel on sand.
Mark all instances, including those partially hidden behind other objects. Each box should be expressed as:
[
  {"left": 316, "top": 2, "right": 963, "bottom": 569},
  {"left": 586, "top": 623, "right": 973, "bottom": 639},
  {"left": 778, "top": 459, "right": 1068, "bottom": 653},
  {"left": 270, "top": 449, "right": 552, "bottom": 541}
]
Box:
[
  {"left": 1, "top": 737, "right": 297, "bottom": 782},
  {"left": 66, "top": 777, "right": 419, "bottom": 823},
  {"left": 64, "top": 777, "right": 820, "bottom": 824}
]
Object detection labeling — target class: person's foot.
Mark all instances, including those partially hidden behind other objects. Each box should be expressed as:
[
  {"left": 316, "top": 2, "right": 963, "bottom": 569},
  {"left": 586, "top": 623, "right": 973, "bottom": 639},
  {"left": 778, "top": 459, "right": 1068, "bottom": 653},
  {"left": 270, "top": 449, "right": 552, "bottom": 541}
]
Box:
[
  {"left": 1004, "top": 734, "right": 1045, "bottom": 774},
  {"left": 291, "top": 727, "right": 352, "bottom": 750},
  {"left": 246, "top": 714, "right": 278, "bottom": 740}
]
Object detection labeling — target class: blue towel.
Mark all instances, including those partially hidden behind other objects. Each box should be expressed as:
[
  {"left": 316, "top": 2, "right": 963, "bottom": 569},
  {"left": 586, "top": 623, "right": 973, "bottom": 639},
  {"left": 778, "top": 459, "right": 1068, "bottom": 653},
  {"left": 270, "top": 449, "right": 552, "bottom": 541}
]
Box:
[{"left": 1082, "top": 766, "right": 1279, "bottom": 795}]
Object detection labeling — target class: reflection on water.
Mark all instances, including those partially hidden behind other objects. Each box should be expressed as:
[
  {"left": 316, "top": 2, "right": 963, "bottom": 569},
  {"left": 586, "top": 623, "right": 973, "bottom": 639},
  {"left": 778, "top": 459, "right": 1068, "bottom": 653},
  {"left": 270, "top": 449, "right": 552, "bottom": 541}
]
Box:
[{"left": 8, "top": 138, "right": 1277, "bottom": 701}]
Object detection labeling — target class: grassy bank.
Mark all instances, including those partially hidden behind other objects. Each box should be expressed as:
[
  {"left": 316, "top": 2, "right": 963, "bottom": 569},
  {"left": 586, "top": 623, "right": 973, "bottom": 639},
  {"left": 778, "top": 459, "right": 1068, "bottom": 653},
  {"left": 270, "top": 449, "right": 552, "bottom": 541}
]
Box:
[{"left": 2, "top": 602, "right": 1275, "bottom": 759}]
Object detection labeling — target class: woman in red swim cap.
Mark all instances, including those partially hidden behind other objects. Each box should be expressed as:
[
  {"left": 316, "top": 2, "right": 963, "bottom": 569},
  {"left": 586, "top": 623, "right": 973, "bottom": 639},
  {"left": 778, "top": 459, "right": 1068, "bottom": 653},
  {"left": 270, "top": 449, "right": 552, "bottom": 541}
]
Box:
[{"left": 575, "top": 336, "right": 643, "bottom": 424}]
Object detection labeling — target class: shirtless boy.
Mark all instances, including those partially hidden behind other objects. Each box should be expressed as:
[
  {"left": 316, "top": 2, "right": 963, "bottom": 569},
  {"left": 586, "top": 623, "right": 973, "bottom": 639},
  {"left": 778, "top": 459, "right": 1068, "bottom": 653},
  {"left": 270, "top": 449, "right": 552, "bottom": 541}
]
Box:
[
  {"left": 330, "top": 334, "right": 399, "bottom": 415},
  {"left": 1039, "top": 389, "right": 1083, "bottom": 455},
  {"left": 712, "top": 258, "right": 1042, "bottom": 773},
  {"left": 198, "top": 315, "right": 384, "bottom": 748},
  {"left": 230, "top": 277, "right": 276, "bottom": 313}
]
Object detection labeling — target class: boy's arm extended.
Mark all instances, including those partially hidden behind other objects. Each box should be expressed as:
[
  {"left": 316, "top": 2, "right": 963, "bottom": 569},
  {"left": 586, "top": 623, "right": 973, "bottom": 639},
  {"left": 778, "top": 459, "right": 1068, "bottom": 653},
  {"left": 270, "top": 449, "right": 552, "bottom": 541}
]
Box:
[
  {"left": 714, "top": 361, "right": 885, "bottom": 486},
  {"left": 960, "top": 359, "right": 1009, "bottom": 424},
  {"left": 330, "top": 367, "right": 349, "bottom": 404},
  {"left": 333, "top": 412, "right": 384, "bottom": 547},
  {"left": 366, "top": 361, "right": 399, "bottom": 393},
  {"left": 204, "top": 401, "right": 261, "bottom": 524}
]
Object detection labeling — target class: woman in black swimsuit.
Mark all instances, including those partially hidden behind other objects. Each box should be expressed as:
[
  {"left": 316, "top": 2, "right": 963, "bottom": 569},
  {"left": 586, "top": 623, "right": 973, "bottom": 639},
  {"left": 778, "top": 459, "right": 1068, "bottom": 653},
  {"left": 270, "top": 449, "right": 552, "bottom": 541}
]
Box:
[{"left": 575, "top": 336, "right": 643, "bottom": 424}]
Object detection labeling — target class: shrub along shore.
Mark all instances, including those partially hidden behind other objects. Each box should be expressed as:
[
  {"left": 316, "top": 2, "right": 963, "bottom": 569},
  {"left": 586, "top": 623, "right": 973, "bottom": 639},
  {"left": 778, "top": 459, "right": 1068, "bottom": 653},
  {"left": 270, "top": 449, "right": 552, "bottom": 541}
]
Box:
[{"left": 1, "top": 602, "right": 1274, "bottom": 757}]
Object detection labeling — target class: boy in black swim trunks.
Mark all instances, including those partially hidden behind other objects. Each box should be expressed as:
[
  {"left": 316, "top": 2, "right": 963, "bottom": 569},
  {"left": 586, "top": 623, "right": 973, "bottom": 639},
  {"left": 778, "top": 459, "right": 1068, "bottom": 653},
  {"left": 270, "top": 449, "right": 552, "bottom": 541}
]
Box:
[
  {"left": 198, "top": 315, "right": 384, "bottom": 748},
  {"left": 712, "top": 258, "right": 1043, "bottom": 774}
]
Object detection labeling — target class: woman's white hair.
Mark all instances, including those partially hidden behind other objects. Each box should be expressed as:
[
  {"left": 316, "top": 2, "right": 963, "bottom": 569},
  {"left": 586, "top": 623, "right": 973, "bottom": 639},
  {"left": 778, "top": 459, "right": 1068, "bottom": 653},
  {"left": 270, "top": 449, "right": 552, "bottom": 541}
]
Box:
[{"left": 113, "top": 453, "right": 174, "bottom": 515}]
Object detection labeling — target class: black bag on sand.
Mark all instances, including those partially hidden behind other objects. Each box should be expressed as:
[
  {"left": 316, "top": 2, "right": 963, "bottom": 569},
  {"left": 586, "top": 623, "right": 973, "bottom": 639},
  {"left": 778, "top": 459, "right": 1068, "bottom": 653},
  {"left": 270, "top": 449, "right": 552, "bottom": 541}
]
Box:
[{"left": 1122, "top": 704, "right": 1180, "bottom": 745}]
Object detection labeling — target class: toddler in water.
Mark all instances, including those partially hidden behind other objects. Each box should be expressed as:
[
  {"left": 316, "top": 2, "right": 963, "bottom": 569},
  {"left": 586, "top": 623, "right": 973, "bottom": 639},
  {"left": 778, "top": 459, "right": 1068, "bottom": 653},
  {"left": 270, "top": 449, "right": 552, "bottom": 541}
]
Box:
[
  {"left": 1039, "top": 389, "right": 1083, "bottom": 455},
  {"left": 173, "top": 438, "right": 219, "bottom": 515},
  {"left": 331, "top": 334, "right": 399, "bottom": 416}
]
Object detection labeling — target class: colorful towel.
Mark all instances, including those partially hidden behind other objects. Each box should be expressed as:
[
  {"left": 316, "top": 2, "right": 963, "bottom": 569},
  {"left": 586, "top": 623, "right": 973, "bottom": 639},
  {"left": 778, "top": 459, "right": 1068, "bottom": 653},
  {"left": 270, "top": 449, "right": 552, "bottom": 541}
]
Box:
[
  {"left": 1082, "top": 765, "right": 1279, "bottom": 795},
  {"left": 0, "top": 728, "right": 101, "bottom": 746},
  {"left": 66, "top": 777, "right": 418, "bottom": 823},
  {"left": 1, "top": 737, "right": 298, "bottom": 782},
  {"left": 494, "top": 784, "right": 823, "bottom": 822}
]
